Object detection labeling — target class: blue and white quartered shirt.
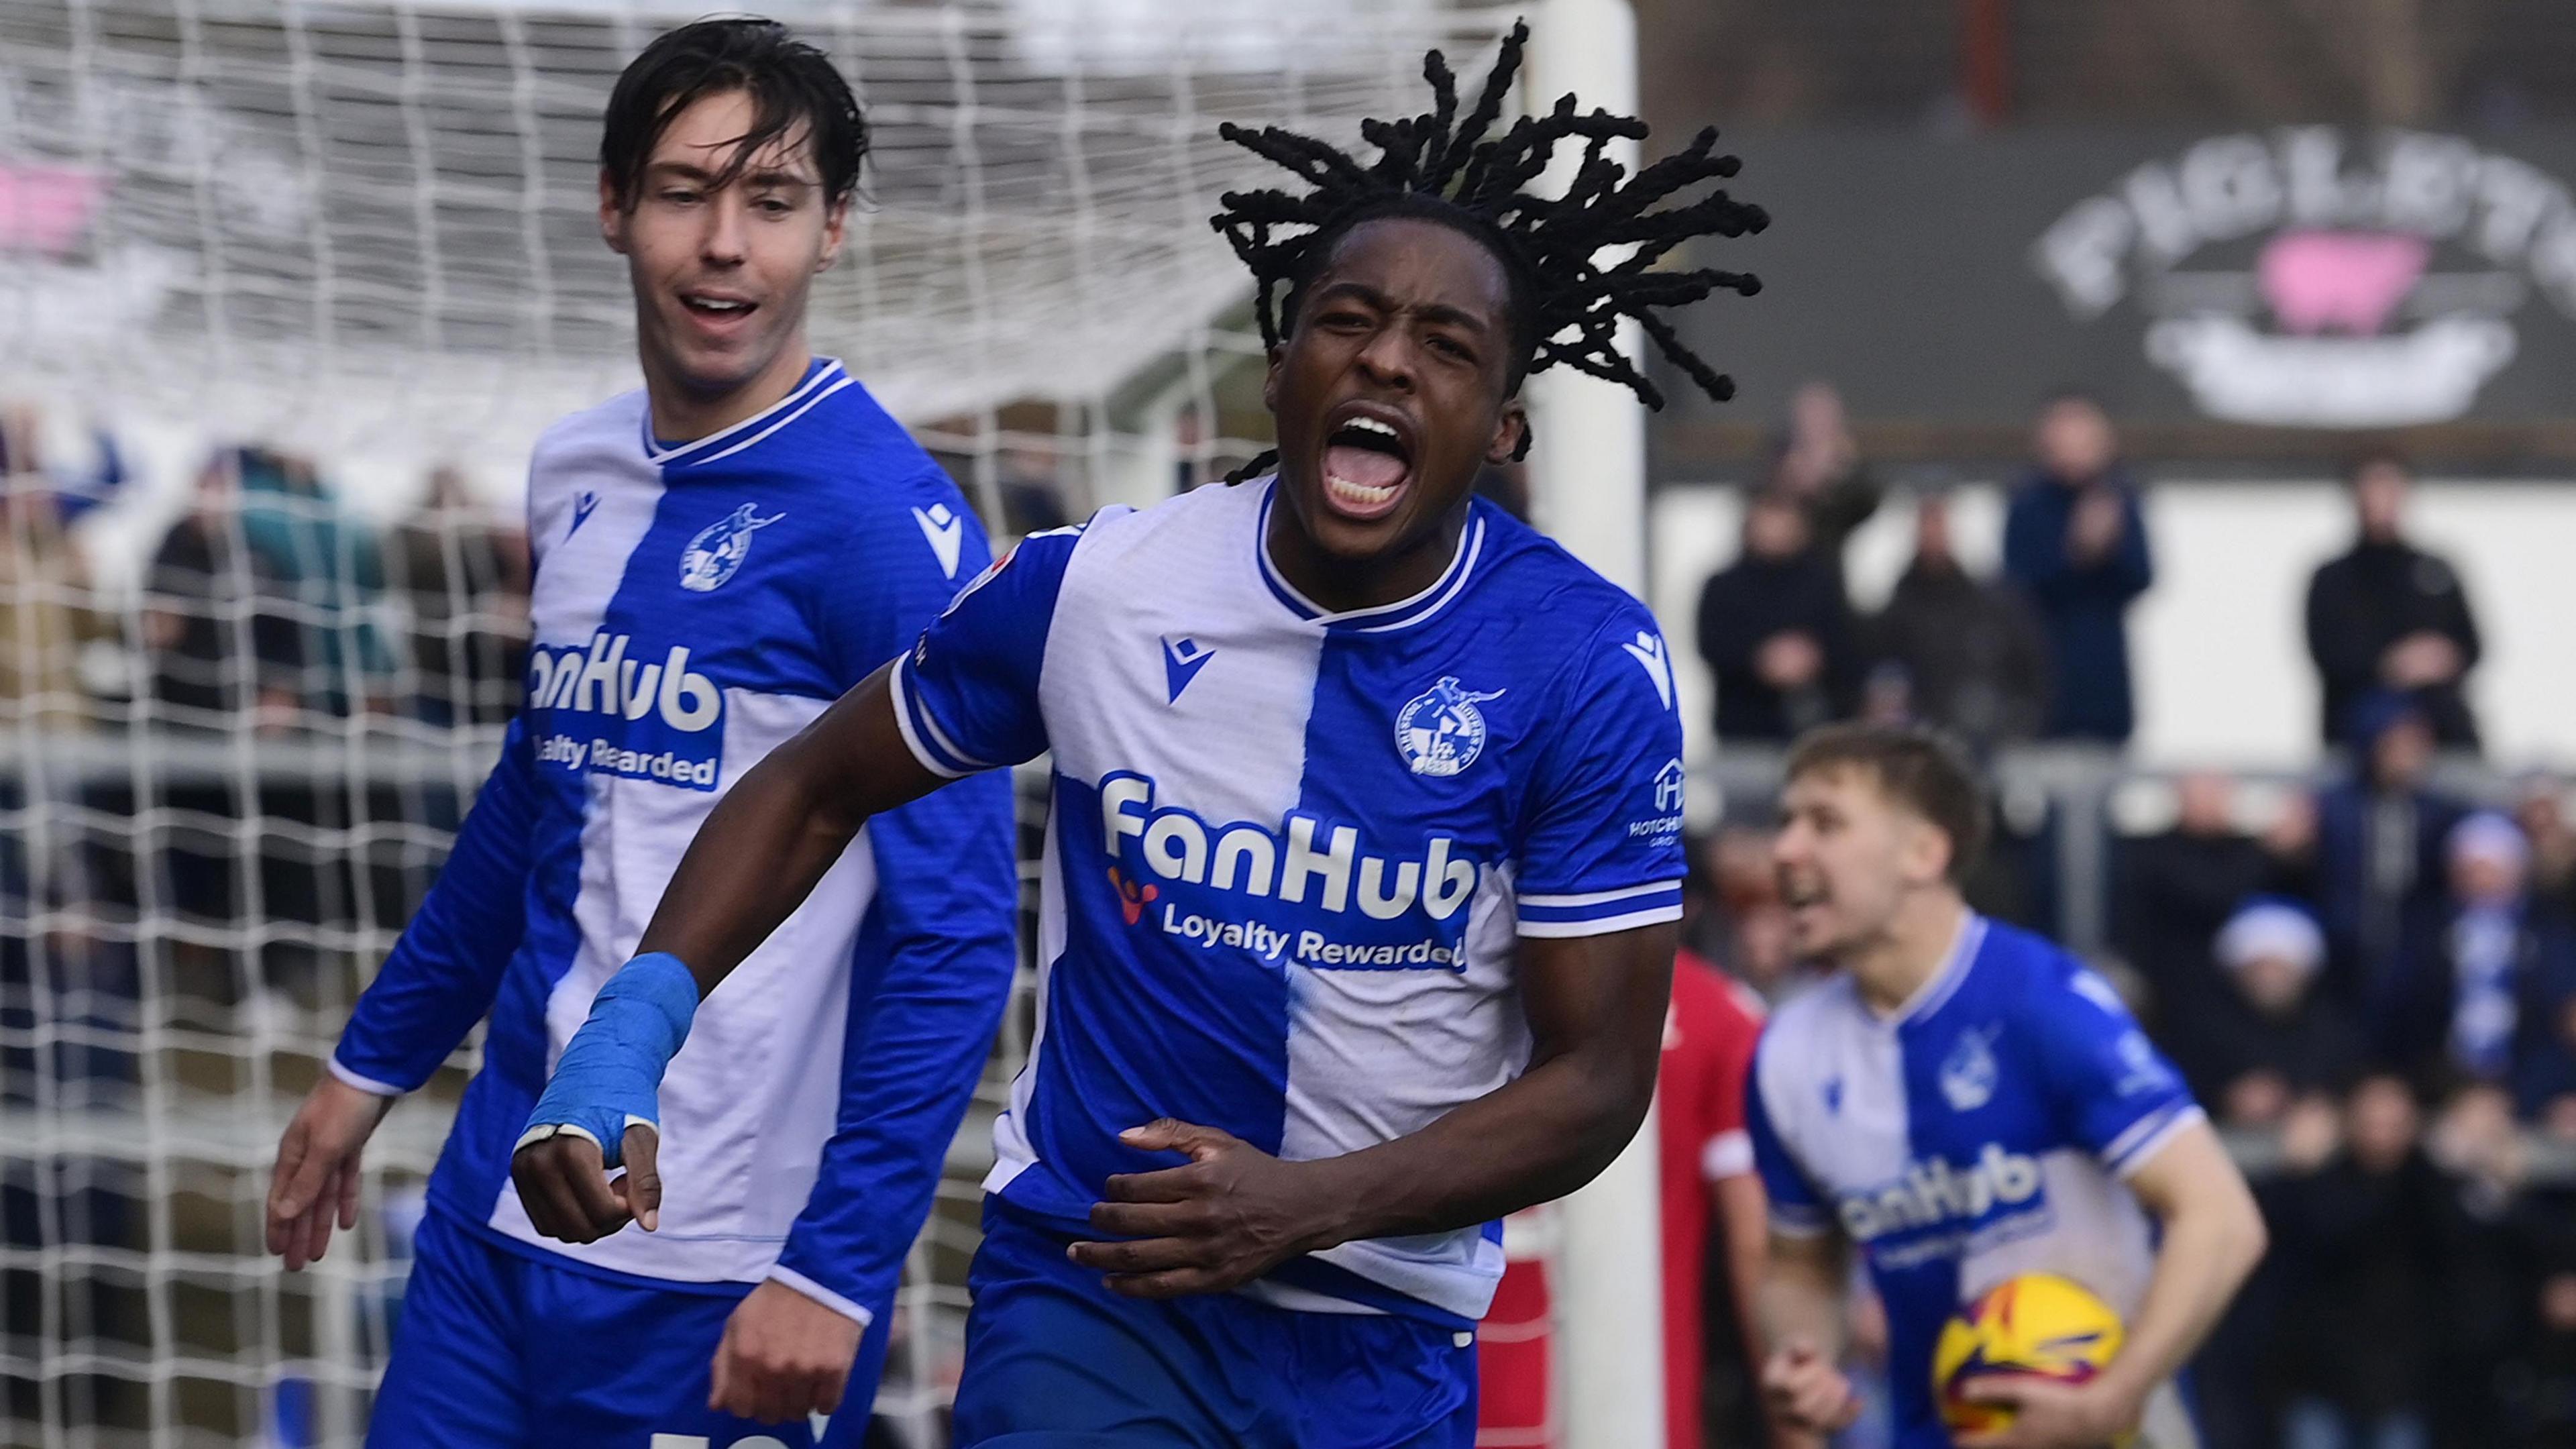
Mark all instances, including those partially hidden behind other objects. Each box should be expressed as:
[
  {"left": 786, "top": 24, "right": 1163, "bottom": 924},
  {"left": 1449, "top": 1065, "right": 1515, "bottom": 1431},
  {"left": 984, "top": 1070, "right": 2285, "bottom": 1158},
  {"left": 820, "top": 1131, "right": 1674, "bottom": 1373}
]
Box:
[
  {"left": 890, "top": 476, "right": 1688, "bottom": 1326},
  {"left": 334, "top": 360, "right": 1018, "bottom": 1330},
  {"left": 1746, "top": 915, "right": 2208, "bottom": 1448}
]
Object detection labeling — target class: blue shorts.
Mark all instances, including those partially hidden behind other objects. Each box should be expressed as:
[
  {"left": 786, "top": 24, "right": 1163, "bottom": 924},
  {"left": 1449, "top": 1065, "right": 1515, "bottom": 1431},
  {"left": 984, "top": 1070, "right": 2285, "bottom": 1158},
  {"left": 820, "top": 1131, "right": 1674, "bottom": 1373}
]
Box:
[
  {"left": 948, "top": 1201, "right": 1477, "bottom": 1449},
  {"left": 372, "top": 1207, "right": 879, "bottom": 1448}
]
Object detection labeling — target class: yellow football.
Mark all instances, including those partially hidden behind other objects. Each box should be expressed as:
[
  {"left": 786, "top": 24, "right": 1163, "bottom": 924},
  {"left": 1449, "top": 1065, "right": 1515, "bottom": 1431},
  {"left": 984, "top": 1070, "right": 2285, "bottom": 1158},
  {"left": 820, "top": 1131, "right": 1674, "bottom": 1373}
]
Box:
[{"left": 1932, "top": 1273, "right": 2125, "bottom": 1438}]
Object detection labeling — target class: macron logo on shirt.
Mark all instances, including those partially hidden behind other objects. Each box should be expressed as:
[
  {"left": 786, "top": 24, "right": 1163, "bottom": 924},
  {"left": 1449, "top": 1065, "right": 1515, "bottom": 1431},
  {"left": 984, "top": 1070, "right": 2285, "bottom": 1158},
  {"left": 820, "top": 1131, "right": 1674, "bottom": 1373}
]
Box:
[
  {"left": 1621, "top": 631, "right": 1675, "bottom": 710},
  {"left": 568, "top": 490, "right": 600, "bottom": 539},
  {"left": 1163, "top": 635, "right": 1216, "bottom": 703},
  {"left": 913, "top": 503, "right": 965, "bottom": 579}
]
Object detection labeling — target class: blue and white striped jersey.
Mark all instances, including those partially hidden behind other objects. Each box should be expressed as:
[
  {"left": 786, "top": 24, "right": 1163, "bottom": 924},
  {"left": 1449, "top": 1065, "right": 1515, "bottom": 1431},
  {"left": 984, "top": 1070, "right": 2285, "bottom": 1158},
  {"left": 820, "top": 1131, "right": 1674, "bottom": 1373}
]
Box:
[
  {"left": 333, "top": 360, "right": 1018, "bottom": 1328},
  {"left": 1746, "top": 915, "right": 2207, "bottom": 1449},
  {"left": 890, "top": 476, "right": 1688, "bottom": 1326}
]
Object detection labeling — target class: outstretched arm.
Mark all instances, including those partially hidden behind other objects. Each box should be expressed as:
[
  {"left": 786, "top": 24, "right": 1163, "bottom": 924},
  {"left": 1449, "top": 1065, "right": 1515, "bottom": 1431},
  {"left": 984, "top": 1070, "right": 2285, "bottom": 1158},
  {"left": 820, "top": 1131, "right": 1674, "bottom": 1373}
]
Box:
[
  {"left": 647, "top": 665, "right": 948, "bottom": 990},
  {"left": 1067, "top": 922, "right": 1674, "bottom": 1295},
  {"left": 511, "top": 515, "right": 1077, "bottom": 1246},
  {"left": 508, "top": 664, "right": 951, "bottom": 1242}
]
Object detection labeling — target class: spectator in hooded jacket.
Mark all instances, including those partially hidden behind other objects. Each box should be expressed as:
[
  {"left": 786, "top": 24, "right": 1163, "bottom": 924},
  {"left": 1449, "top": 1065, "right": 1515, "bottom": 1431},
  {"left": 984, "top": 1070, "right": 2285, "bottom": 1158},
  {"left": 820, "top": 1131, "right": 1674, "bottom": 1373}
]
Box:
[
  {"left": 2169, "top": 899, "right": 2363, "bottom": 1127},
  {"left": 2375, "top": 812, "right": 2576, "bottom": 1118},
  {"left": 2001, "top": 392, "right": 2153, "bottom": 745},
  {"left": 1864, "top": 489, "right": 2048, "bottom": 752},
  {"left": 1693, "top": 488, "right": 1856, "bottom": 744},
  {"left": 2306, "top": 451, "right": 2483, "bottom": 752},
  {"left": 2310, "top": 691, "right": 2465, "bottom": 1036}
]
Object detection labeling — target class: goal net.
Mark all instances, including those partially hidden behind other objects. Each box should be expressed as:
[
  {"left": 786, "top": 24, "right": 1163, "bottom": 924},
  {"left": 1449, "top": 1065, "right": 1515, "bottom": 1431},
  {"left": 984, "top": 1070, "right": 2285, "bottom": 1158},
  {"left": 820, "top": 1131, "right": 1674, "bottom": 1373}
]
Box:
[{"left": 0, "top": 1, "right": 1536, "bottom": 1444}]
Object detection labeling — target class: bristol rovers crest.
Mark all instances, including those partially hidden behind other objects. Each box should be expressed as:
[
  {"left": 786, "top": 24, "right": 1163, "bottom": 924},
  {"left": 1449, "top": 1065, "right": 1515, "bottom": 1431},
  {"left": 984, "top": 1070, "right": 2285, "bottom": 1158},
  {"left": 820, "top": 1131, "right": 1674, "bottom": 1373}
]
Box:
[
  {"left": 1395, "top": 676, "right": 1505, "bottom": 778},
  {"left": 680, "top": 503, "right": 784, "bottom": 592}
]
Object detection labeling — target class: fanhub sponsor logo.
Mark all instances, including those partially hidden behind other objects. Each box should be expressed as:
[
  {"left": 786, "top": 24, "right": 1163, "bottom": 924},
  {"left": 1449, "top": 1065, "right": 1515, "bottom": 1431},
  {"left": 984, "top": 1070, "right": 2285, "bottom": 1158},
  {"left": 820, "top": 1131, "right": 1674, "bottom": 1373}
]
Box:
[
  {"left": 526, "top": 631, "right": 722, "bottom": 731},
  {"left": 1101, "top": 773, "right": 1479, "bottom": 922},
  {"left": 1835, "top": 1142, "right": 2043, "bottom": 1243},
  {"left": 1099, "top": 772, "right": 1485, "bottom": 972},
  {"left": 527, "top": 631, "right": 725, "bottom": 790},
  {"left": 2035, "top": 128, "right": 2576, "bottom": 426}
]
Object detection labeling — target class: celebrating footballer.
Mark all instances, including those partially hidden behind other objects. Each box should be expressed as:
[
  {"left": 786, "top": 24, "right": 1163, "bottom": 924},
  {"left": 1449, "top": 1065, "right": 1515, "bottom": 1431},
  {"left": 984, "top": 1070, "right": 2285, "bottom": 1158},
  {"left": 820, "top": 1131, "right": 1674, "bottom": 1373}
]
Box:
[{"left": 513, "top": 20, "right": 1771, "bottom": 1447}]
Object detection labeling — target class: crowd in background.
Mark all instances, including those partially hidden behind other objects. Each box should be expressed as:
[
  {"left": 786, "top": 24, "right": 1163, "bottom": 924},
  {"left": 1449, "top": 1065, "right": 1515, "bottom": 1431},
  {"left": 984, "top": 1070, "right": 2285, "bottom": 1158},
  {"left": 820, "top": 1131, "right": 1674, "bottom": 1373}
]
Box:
[
  {"left": 0, "top": 409, "right": 531, "bottom": 736},
  {"left": 12, "top": 390, "right": 2576, "bottom": 1445},
  {"left": 0, "top": 413, "right": 535, "bottom": 1122},
  {"left": 1683, "top": 386, "right": 2576, "bottom": 1449}
]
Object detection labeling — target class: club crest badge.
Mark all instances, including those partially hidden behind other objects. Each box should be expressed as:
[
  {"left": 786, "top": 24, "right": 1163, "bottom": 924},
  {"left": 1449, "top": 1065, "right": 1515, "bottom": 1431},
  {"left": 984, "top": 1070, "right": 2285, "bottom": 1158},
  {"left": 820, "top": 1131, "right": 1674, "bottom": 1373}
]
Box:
[
  {"left": 1395, "top": 676, "right": 1506, "bottom": 777},
  {"left": 1940, "top": 1025, "right": 2001, "bottom": 1113},
  {"left": 680, "top": 503, "right": 784, "bottom": 593}
]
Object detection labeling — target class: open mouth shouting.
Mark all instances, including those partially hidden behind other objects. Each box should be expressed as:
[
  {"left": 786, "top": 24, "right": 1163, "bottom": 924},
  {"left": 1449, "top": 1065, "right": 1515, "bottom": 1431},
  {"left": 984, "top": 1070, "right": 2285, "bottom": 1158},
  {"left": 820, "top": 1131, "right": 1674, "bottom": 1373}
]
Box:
[{"left": 1320, "top": 406, "right": 1417, "bottom": 521}]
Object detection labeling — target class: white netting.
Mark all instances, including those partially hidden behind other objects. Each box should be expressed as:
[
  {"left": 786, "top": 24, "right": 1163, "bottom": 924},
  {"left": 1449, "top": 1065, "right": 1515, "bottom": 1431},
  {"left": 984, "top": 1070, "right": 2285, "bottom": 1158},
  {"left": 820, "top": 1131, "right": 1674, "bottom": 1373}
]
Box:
[{"left": 0, "top": 1, "right": 1528, "bottom": 1444}]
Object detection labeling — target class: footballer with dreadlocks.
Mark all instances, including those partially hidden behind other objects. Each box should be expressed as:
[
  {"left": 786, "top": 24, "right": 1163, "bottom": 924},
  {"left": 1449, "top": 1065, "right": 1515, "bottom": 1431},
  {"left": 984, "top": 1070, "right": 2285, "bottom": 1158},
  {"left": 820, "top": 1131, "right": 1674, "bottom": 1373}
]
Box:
[{"left": 513, "top": 21, "right": 1762, "bottom": 1444}]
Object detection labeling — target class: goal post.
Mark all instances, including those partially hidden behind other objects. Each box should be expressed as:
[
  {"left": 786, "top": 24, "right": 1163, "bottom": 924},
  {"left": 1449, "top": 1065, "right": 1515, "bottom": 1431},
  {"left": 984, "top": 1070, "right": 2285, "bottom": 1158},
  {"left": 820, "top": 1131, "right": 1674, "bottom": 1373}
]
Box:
[{"left": 1519, "top": 1, "right": 1670, "bottom": 1446}]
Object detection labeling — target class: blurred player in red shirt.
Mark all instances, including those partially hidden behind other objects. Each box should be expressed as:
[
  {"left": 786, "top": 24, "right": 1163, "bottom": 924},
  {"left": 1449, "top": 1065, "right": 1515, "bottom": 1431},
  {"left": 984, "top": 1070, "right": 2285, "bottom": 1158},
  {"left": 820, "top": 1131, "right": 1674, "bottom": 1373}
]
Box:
[{"left": 1477, "top": 947, "right": 1770, "bottom": 1448}]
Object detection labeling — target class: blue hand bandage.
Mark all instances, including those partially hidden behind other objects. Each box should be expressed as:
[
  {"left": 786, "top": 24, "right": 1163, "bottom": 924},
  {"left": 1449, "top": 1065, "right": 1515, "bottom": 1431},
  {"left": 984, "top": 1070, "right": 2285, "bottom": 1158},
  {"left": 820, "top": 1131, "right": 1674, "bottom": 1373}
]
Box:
[{"left": 517, "top": 952, "right": 699, "bottom": 1168}]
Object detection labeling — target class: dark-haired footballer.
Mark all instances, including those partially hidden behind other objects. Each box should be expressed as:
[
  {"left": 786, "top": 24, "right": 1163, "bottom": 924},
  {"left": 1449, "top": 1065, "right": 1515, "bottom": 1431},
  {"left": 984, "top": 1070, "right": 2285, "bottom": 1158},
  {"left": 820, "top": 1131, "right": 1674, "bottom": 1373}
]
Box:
[
  {"left": 260, "top": 19, "right": 1018, "bottom": 1445},
  {"left": 513, "top": 23, "right": 1762, "bottom": 1446}
]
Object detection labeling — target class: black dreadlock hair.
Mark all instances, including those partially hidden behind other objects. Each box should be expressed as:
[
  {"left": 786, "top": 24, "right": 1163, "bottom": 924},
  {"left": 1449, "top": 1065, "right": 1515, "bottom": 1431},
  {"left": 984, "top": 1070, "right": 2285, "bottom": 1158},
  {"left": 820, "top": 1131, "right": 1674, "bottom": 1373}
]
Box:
[{"left": 1210, "top": 19, "right": 1764, "bottom": 482}]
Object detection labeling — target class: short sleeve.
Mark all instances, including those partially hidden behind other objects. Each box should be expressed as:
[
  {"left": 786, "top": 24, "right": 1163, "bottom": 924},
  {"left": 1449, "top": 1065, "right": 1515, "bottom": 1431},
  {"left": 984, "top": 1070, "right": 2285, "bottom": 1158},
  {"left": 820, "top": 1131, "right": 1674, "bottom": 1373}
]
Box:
[
  {"left": 1744, "top": 1046, "right": 1830, "bottom": 1237},
  {"left": 816, "top": 470, "right": 997, "bottom": 693},
  {"left": 1511, "top": 615, "right": 1687, "bottom": 938},
  {"left": 1701, "top": 992, "right": 1761, "bottom": 1182},
  {"left": 2029, "top": 964, "right": 2206, "bottom": 1179},
  {"left": 889, "top": 525, "right": 1082, "bottom": 777}
]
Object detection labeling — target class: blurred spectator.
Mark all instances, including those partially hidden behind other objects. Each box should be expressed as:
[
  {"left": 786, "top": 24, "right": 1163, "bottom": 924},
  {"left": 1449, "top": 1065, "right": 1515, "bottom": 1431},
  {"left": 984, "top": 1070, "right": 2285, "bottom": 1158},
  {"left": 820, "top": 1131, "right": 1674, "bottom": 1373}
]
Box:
[
  {"left": 2116, "top": 771, "right": 2306, "bottom": 1029},
  {"left": 1693, "top": 489, "right": 1856, "bottom": 743},
  {"left": 1766, "top": 380, "right": 1879, "bottom": 584},
  {"left": 2372, "top": 812, "right": 2576, "bottom": 1103},
  {"left": 2174, "top": 900, "right": 2361, "bottom": 1127},
  {"left": 2305, "top": 452, "right": 2483, "bottom": 753},
  {"left": 2524, "top": 1247, "right": 2576, "bottom": 1448},
  {"left": 0, "top": 474, "right": 105, "bottom": 729},
  {"left": 2424, "top": 1083, "right": 2542, "bottom": 1449},
  {"left": 1864, "top": 488, "right": 2047, "bottom": 751},
  {"left": 2000, "top": 392, "right": 2153, "bottom": 745},
  {"left": 235, "top": 447, "right": 394, "bottom": 716},
  {"left": 385, "top": 467, "right": 529, "bottom": 727},
  {"left": 2434, "top": 815, "right": 2544, "bottom": 1084},
  {"left": 2311, "top": 692, "right": 2464, "bottom": 1034},
  {"left": 142, "top": 456, "right": 304, "bottom": 729},
  {"left": 996, "top": 443, "right": 1072, "bottom": 537},
  {"left": 2516, "top": 775, "right": 2576, "bottom": 926},
  {"left": 0, "top": 401, "right": 129, "bottom": 525},
  {"left": 2269, "top": 1073, "right": 2442, "bottom": 1449}
]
